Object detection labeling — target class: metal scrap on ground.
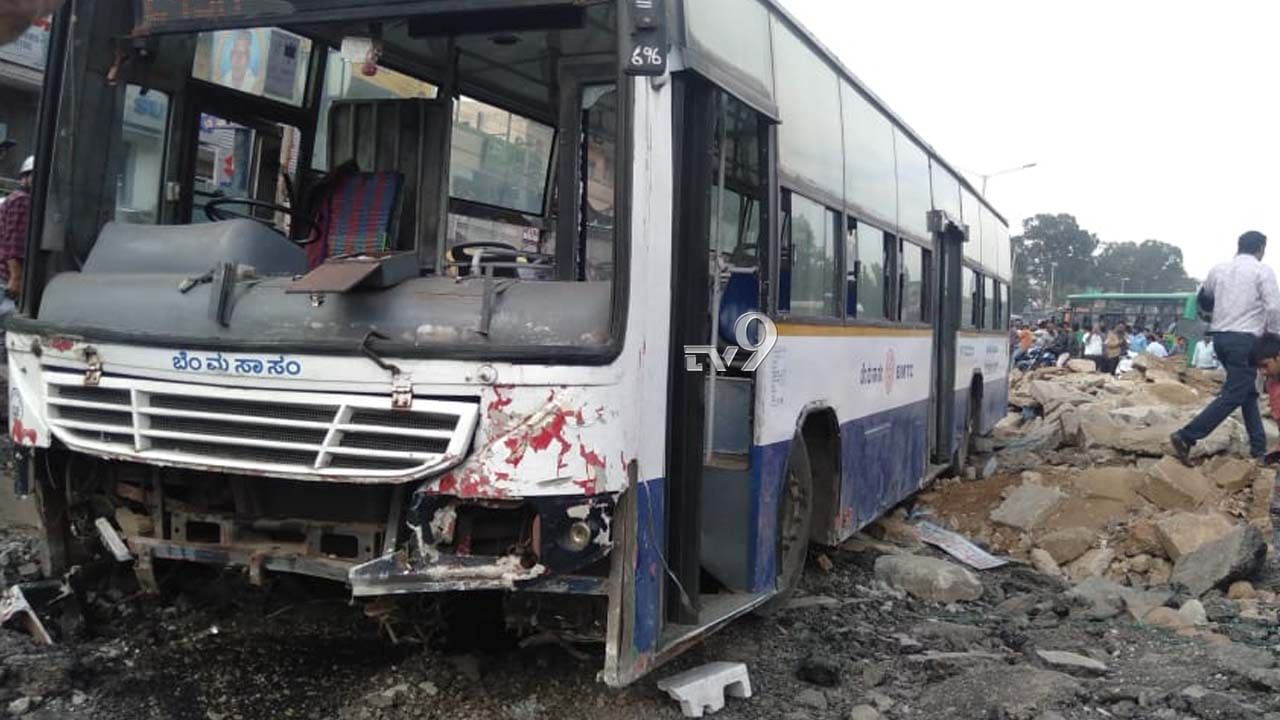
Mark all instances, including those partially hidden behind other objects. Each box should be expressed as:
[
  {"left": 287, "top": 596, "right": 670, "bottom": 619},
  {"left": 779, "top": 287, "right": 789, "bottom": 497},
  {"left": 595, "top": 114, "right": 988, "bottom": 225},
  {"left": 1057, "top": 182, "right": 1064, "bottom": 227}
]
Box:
[{"left": 916, "top": 520, "right": 1010, "bottom": 570}]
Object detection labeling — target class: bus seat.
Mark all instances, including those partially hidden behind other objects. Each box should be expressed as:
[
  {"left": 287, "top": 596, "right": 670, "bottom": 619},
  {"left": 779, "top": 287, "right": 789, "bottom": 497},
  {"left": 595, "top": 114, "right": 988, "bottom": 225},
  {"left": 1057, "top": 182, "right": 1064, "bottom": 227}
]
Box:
[
  {"left": 718, "top": 269, "right": 760, "bottom": 346},
  {"left": 305, "top": 170, "right": 404, "bottom": 268}
]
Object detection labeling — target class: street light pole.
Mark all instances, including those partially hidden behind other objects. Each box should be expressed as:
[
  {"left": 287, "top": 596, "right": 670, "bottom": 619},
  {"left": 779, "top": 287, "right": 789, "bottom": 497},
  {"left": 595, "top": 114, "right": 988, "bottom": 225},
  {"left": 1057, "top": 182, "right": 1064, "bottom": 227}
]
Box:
[
  {"left": 1049, "top": 262, "right": 1058, "bottom": 309},
  {"left": 979, "top": 162, "right": 1039, "bottom": 196}
]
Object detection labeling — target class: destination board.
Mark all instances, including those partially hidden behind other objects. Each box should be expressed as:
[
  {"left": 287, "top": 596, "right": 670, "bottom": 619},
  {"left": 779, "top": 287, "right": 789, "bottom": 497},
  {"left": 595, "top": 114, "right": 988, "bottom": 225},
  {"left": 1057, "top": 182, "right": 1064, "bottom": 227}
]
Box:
[{"left": 134, "top": 0, "right": 581, "bottom": 34}]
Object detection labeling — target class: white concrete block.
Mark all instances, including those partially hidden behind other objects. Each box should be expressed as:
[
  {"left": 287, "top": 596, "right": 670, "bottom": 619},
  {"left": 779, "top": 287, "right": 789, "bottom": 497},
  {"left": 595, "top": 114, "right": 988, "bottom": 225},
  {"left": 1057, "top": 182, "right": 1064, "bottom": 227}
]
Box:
[{"left": 656, "top": 661, "right": 752, "bottom": 718}]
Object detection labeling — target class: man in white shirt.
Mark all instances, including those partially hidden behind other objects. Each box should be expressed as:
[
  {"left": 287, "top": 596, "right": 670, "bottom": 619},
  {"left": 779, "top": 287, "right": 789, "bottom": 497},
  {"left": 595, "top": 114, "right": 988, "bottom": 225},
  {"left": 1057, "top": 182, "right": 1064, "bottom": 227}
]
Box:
[
  {"left": 1146, "top": 335, "right": 1169, "bottom": 358},
  {"left": 1191, "top": 338, "right": 1219, "bottom": 369},
  {"left": 1171, "top": 231, "right": 1280, "bottom": 464}
]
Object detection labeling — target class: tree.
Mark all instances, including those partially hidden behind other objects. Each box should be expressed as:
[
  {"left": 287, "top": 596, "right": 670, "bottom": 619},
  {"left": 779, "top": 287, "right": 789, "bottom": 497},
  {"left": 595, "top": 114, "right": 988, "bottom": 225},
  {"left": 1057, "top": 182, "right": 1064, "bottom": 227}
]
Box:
[
  {"left": 1011, "top": 214, "right": 1200, "bottom": 312},
  {"left": 1095, "top": 240, "right": 1198, "bottom": 293},
  {"left": 1012, "top": 214, "right": 1100, "bottom": 310}
]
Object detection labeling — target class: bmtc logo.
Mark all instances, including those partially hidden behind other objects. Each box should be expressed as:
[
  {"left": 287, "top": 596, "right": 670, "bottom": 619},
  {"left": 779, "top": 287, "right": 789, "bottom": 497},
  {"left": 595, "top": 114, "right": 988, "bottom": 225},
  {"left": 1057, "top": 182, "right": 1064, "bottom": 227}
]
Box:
[
  {"left": 884, "top": 348, "right": 897, "bottom": 395},
  {"left": 685, "top": 313, "right": 779, "bottom": 373}
]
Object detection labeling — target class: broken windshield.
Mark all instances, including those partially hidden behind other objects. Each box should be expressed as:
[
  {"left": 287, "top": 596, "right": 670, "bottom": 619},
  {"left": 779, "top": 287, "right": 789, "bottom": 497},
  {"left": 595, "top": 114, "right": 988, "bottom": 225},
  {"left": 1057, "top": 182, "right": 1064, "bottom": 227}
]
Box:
[{"left": 24, "top": 2, "right": 626, "bottom": 360}]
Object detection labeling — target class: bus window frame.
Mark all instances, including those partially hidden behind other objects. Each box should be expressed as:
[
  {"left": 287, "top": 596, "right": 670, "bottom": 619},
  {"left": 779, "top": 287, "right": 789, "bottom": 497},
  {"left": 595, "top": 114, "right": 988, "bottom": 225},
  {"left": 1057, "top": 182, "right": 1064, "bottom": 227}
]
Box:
[{"left": 22, "top": 8, "right": 635, "bottom": 365}]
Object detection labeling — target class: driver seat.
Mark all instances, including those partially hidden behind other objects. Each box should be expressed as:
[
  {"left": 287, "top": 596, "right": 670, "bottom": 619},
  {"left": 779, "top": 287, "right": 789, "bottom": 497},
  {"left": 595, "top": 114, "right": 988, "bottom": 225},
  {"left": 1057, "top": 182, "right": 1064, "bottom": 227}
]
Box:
[{"left": 305, "top": 167, "right": 405, "bottom": 269}]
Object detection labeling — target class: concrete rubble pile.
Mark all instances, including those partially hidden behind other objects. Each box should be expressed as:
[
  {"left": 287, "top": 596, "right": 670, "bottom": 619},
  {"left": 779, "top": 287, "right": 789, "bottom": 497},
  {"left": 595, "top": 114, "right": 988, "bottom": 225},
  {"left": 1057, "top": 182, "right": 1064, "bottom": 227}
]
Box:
[{"left": 909, "top": 354, "right": 1279, "bottom": 631}]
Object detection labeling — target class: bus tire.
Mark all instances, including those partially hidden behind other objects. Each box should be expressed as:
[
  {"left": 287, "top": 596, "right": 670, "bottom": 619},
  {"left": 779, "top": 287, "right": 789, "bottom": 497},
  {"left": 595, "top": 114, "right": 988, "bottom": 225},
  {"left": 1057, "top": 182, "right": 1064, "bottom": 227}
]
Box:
[
  {"left": 953, "top": 396, "right": 979, "bottom": 475},
  {"left": 757, "top": 432, "right": 813, "bottom": 616}
]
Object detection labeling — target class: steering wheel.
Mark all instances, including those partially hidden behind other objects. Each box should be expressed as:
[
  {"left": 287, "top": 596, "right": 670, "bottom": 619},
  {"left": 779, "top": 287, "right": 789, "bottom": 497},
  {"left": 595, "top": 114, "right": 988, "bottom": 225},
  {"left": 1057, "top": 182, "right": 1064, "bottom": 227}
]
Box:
[
  {"left": 204, "top": 197, "right": 313, "bottom": 237},
  {"left": 447, "top": 241, "right": 551, "bottom": 278}
]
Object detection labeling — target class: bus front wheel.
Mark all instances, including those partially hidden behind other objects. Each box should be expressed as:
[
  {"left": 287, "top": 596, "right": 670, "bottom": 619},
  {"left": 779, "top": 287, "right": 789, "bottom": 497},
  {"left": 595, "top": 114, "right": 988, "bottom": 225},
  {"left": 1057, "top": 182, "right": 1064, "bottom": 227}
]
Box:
[{"left": 758, "top": 432, "right": 814, "bottom": 615}]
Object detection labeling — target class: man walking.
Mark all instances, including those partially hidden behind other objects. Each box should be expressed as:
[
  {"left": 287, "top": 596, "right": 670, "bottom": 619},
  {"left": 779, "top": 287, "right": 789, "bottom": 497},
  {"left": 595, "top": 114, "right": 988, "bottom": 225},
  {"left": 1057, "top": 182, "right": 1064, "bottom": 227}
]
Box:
[{"left": 1171, "top": 231, "right": 1280, "bottom": 463}]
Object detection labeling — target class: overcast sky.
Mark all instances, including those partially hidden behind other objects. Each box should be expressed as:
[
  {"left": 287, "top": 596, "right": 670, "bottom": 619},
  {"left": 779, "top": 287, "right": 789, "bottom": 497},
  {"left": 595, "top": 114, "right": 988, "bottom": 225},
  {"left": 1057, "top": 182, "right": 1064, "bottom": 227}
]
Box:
[{"left": 777, "top": 0, "right": 1280, "bottom": 281}]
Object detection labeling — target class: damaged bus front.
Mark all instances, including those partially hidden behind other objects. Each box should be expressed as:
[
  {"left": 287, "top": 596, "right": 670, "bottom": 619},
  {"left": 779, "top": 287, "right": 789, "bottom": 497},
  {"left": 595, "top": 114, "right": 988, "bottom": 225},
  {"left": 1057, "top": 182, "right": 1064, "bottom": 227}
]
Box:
[{"left": 10, "top": 0, "right": 673, "bottom": 683}]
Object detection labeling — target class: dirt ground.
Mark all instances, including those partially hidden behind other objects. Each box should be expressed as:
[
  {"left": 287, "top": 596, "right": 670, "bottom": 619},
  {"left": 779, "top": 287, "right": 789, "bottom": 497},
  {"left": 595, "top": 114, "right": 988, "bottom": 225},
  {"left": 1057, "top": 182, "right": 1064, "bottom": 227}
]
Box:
[
  {"left": 4, "top": 359, "right": 1280, "bottom": 719},
  {"left": 2, "top": 518, "right": 1279, "bottom": 720}
]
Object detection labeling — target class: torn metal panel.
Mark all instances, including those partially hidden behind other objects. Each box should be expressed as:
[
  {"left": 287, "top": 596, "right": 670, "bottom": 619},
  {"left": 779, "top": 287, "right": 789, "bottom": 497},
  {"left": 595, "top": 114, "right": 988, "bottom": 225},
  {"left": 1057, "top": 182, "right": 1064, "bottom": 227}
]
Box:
[
  {"left": 94, "top": 517, "right": 133, "bottom": 561},
  {"left": 0, "top": 585, "right": 54, "bottom": 645},
  {"left": 349, "top": 551, "right": 546, "bottom": 596},
  {"left": 131, "top": 537, "right": 354, "bottom": 584}
]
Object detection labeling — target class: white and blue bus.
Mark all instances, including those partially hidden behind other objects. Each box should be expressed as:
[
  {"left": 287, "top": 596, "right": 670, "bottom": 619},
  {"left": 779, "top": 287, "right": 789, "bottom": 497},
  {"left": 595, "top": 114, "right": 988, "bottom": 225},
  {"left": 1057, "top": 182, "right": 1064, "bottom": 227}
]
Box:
[{"left": 9, "top": 0, "right": 1010, "bottom": 685}]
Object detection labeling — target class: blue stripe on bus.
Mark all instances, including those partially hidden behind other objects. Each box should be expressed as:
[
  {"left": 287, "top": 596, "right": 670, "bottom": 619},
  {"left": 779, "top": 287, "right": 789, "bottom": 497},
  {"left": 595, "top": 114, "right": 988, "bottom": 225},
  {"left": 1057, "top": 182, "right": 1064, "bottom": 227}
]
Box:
[
  {"left": 633, "top": 476, "right": 665, "bottom": 654},
  {"left": 841, "top": 399, "right": 931, "bottom": 532},
  {"left": 747, "top": 399, "right": 929, "bottom": 592},
  {"left": 631, "top": 376, "right": 1011, "bottom": 651}
]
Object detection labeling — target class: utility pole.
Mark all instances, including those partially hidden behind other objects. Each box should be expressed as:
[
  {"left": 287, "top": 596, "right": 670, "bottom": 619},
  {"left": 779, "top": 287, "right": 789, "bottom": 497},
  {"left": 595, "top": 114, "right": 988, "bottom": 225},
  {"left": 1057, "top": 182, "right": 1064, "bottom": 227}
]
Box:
[
  {"left": 979, "top": 162, "right": 1038, "bottom": 196},
  {"left": 1049, "top": 262, "right": 1058, "bottom": 309}
]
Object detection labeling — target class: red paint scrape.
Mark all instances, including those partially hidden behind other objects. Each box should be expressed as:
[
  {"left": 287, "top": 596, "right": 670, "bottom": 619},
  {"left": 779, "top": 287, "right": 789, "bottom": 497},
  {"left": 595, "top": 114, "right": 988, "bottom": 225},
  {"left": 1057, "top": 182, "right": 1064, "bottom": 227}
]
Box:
[
  {"left": 11, "top": 420, "right": 36, "bottom": 446},
  {"left": 575, "top": 444, "right": 607, "bottom": 496},
  {"left": 503, "top": 436, "right": 527, "bottom": 467},
  {"left": 486, "top": 386, "right": 514, "bottom": 416},
  {"left": 528, "top": 410, "right": 574, "bottom": 473},
  {"left": 48, "top": 337, "right": 76, "bottom": 352}
]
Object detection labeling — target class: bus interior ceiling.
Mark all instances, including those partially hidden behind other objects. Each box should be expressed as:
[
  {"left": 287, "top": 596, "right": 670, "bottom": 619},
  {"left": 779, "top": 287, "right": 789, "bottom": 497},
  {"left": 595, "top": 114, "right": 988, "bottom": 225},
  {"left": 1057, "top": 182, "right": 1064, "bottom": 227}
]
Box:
[{"left": 33, "top": 3, "right": 621, "bottom": 352}]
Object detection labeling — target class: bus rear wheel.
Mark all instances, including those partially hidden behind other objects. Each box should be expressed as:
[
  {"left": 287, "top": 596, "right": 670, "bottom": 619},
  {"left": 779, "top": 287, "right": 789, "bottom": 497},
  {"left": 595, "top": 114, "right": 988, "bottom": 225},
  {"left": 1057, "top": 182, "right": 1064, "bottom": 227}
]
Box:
[
  {"left": 758, "top": 432, "right": 813, "bottom": 615},
  {"left": 953, "top": 396, "right": 979, "bottom": 475}
]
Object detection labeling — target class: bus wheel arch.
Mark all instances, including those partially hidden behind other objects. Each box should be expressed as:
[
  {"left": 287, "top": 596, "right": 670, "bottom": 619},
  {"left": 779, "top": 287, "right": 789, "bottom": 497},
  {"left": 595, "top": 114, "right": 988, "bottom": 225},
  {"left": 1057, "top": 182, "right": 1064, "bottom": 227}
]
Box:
[
  {"left": 956, "top": 374, "right": 984, "bottom": 472},
  {"left": 758, "top": 409, "right": 831, "bottom": 614},
  {"left": 796, "top": 406, "right": 840, "bottom": 546}
]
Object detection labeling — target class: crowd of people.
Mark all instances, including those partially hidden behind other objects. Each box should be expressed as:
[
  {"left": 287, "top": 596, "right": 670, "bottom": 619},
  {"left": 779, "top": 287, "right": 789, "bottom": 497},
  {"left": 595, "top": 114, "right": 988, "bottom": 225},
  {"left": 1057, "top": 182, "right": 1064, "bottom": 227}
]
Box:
[
  {"left": 1010, "top": 318, "right": 1209, "bottom": 374},
  {"left": 1013, "top": 230, "right": 1280, "bottom": 467}
]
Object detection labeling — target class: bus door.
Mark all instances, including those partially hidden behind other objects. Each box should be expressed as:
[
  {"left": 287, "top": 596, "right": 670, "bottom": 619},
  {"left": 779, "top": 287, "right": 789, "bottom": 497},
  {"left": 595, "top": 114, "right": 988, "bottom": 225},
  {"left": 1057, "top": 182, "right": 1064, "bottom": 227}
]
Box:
[
  {"left": 928, "top": 210, "right": 967, "bottom": 466},
  {"left": 665, "top": 76, "right": 773, "bottom": 630}
]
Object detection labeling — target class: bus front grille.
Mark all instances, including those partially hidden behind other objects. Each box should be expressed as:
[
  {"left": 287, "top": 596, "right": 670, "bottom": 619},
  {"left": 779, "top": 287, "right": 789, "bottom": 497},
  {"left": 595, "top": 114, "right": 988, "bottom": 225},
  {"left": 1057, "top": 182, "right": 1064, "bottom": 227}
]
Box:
[{"left": 41, "top": 370, "right": 478, "bottom": 482}]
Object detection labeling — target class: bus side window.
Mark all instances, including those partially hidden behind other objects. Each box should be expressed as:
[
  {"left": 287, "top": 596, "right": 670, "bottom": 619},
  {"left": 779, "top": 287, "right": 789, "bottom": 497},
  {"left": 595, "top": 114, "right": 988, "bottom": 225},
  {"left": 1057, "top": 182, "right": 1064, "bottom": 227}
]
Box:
[
  {"left": 116, "top": 85, "right": 171, "bottom": 225},
  {"left": 780, "top": 190, "right": 839, "bottom": 318},
  {"left": 901, "top": 240, "right": 924, "bottom": 323},
  {"left": 983, "top": 276, "right": 996, "bottom": 329},
  {"left": 847, "top": 217, "right": 887, "bottom": 320},
  {"left": 960, "top": 269, "right": 976, "bottom": 329}
]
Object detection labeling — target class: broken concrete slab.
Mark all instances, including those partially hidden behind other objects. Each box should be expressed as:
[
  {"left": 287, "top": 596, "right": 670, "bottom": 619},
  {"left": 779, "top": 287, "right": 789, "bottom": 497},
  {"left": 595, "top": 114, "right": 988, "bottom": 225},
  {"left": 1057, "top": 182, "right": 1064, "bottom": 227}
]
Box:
[
  {"left": 1170, "top": 525, "right": 1267, "bottom": 597},
  {"left": 990, "top": 481, "right": 1065, "bottom": 532},
  {"left": 1037, "top": 527, "right": 1095, "bottom": 565},
  {"left": 1066, "top": 359, "right": 1096, "bottom": 373},
  {"left": 1250, "top": 469, "right": 1275, "bottom": 522},
  {"left": 867, "top": 511, "right": 924, "bottom": 550},
  {"left": 1065, "top": 577, "right": 1171, "bottom": 621},
  {"left": 1029, "top": 379, "right": 1097, "bottom": 414},
  {"left": 1029, "top": 548, "right": 1063, "bottom": 578},
  {"left": 1179, "top": 599, "right": 1209, "bottom": 626},
  {"left": 1136, "top": 382, "right": 1201, "bottom": 407},
  {"left": 911, "top": 621, "right": 991, "bottom": 652},
  {"left": 873, "top": 555, "right": 983, "bottom": 603},
  {"left": 1066, "top": 548, "right": 1115, "bottom": 583},
  {"left": 1155, "top": 512, "right": 1237, "bottom": 561},
  {"left": 1206, "top": 457, "right": 1256, "bottom": 493},
  {"left": 1072, "top": 467, "right": 1146, "bottom": 504},
  {"left": 1139, "top": 458, "right": 1214, "bottom": 511},
  {"left": 1143, "top": 606, "right": 1194, "bottom": 631},
  {"left": 1035, "top": 650, "right": 1108, "bottom": 675},
  {"left": 1227, "top": 581, "right": 1257, "bottom": 600}
]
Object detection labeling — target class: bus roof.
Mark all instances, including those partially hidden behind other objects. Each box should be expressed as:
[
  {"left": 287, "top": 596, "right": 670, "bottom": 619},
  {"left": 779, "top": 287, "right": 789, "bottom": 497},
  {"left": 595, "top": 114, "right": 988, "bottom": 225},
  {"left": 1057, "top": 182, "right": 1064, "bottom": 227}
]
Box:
[
  {"left": 1067, "top": 292, "right": 1195, "bottom": 301},
  {"left": 132, "top": 0, "right": 1010, "bottom": 231},
  {"left": 753, "top": 0, "right": 1008, "bottom": 228}
]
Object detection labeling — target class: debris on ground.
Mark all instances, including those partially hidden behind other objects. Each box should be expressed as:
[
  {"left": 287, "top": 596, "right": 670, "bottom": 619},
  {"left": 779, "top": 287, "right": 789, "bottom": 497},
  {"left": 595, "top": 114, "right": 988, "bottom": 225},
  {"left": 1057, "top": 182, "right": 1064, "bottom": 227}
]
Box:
[
  {"left": 924, "top": 358, "right": 1274, "bottom": 594},
  {"left": 0, "top": 357, "right": 1277, "bottom": 719},
  {"left": 656, "top": 662, "right": 753, "bottom": 718}
]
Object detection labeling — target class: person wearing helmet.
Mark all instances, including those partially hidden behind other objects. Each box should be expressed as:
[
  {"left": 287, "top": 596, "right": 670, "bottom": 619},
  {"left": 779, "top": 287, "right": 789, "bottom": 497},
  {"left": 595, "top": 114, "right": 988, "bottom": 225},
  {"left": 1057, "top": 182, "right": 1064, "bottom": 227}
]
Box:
[{"left": 0, "top": 154, "right": 33, "bottom": 317}]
